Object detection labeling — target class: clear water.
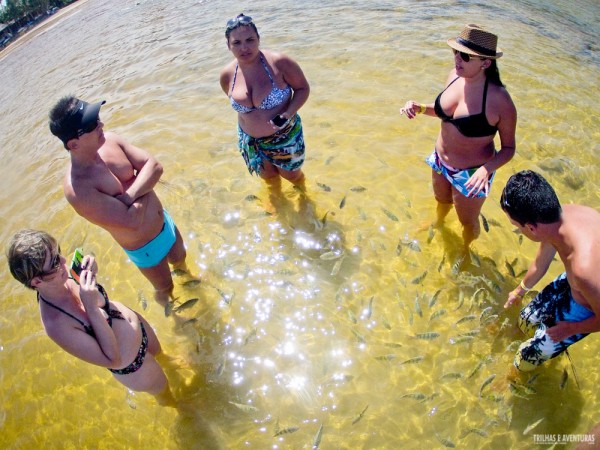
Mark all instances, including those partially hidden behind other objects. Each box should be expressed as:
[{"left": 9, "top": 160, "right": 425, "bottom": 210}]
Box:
[{"left": 0, "top": 0, "right": 599, "bottom": 448}]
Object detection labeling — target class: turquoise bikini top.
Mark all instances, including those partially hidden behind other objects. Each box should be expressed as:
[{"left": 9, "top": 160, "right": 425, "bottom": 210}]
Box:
[{"left": 229, "top": 54, "right": 292, "bottom": 114}]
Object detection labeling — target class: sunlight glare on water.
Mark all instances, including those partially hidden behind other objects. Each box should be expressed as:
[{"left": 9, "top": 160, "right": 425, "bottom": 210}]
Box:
[{"left": 0, "top": 0, "right": 599, "bottom": 448}]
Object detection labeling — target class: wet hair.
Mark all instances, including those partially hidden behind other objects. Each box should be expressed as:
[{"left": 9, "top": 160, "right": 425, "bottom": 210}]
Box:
[
  {"left": 225, "top": 13, "right": 259, "bottom": 41},
  {"left": 484, "top": 59, "right": 504, "bottom": 87},
  {"left": 49, "top": 95, "right": 79, "bottom": 150},
  {"left": 7, "top": 229, "right": 57, "bottom": 289},
  {"left": 500, "top": 170, "right": 562, "bottom": 226}
]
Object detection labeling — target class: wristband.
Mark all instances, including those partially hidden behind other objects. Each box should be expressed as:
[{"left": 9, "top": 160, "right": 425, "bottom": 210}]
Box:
[
  {"left": 418, "top": 104, "right": 426, "bottom": 114},
  {"left": 519, "top": 280, "right": 531, "bottom": 292}
]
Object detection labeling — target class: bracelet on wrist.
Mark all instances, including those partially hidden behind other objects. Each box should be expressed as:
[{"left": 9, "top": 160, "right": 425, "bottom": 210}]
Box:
[
  {"left": 419, "top": 104, "right": 426, "bottom": 114},
  {"left": 519, "top": 280, "right": 531, "bottom": 292}
]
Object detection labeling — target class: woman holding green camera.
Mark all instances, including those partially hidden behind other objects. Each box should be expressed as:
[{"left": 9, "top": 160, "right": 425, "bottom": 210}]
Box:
[{"left": 7, "top": 229, "right": 175, "bottom": 406}]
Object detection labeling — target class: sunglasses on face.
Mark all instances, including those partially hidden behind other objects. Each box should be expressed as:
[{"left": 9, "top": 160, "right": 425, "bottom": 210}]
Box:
[
  {"left": 76, "top": 118, "right": 100, "bottom": 138},
  {"left": 226, "top": 14, "right": 253, "bottom": 31},
  {"left": 40, "top": 246, "right": 62, "bottom": 278},
  {"left": 453, "top": 49, "right": 483, "bottom": 63}
]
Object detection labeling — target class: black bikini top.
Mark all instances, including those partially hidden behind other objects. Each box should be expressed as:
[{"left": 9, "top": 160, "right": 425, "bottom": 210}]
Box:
[
  {"left": 38, "top": 283, "right": 124, "bottom": 338},
  {"left": 434, "top": 77, "right": 498, "bottom": 138}
]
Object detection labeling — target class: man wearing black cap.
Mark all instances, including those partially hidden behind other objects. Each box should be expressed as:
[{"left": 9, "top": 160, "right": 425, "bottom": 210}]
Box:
[{"left": 49, "top": 96, "right": 194, "bottom": 306}]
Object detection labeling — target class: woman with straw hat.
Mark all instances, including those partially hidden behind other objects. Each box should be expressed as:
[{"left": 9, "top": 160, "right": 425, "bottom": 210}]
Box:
[{"left": 400, "top": 24, "right": 517, "bottom": 250}]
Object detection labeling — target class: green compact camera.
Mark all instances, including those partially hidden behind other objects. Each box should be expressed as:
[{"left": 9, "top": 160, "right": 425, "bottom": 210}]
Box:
[{"left": 70, "top": 248, "right": 84, "bottom": 284}]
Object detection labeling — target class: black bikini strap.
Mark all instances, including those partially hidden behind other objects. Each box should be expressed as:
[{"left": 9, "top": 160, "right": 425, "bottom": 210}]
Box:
[
  {"left": 38, "top": 293, "right": 88, "bottom": 329},
  {"left": 481, "top": 78, "right": 489, "bottom": 110}
]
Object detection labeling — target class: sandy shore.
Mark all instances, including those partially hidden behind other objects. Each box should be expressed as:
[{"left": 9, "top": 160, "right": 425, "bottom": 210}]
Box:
[{"left": 0, "top": 0, "right": 90, "bottom": 61}]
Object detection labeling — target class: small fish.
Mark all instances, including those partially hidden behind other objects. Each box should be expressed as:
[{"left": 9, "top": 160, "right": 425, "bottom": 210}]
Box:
[
  {"left": 325, "top": 155, "right": 335, "bottom": 165},
  {"left": 399, "top": 392, "right": 427, "bottom": 401},
  {"left": 312, "top": 424, "right": 323, "bottom": 449},
  {"left": 274, "top": 426, "right": 300, "bottom": 436},
  {"left": 350, "top": 186, "right": 367, "bottom": 192},
  {"left": 456, "top": 314, "right": 477, "bottom": 325},
  {"left": 429, "top": 308, "right": 447, "bottom": 322},
  {"left": 468, "top": 358, "right": 488, "bottom": 379},
  {"left": 320, "top": 250, "right": 344, "bottom": 260},
  {"left": 504, "top": 259, "right": 516, "bottom": 278},
  {"left": 428, "top": 289, "right": 442, "bottom": 308},
  {"left": 449, "top": 335, "right": 475, "bottom": 344},
  {"left": 480, "top": 214, "right": 490, "bottom": 232},
  {"left": 560, "top": 368, "right": 568, "bottom": 389},
  {"left": 244, "top": 194, "right": 261, "bottom": 202},
  {"left": 479, "top": 306, "right": 493, "bottom": 322},
  {"left": 321, "top": 210, "right": 332, "bottom": 227},
  {"left": 523, "top": 418, "right": 544, "bottom": 435},
  {"left": 244, "top": 328, "right": 257, "bottom": 345},
  {"left": 518, "top": 234, "right": 523, "bottom": 245},
  {"left": 174, "top": 298, "right": 199, "bottom": 312},
  {"left": 383, "top": 342, "right": 403, "bottom": 348},
  {"left": 440, "top": 372, "right": 463, "bottom": 381},
  {"left": 414, "top": 293, "right": 423, "bottom": 318},
  {"left": 352, "top": 405, "right": 369, "bottom": 424},
  {"left": 228, "top": 401, "right": 259, "bottom": 413},
  {"left": 405, "top": 240, "right": 422, "bottom": 252},
  {"left": 435, "top": 433, "right": 456, "bottom": 448},
  {"left": 509, "top": 382, "right": 536, "bottom": 396},
  {"left": 451, "top": 255, "right": 465, "bottom": 276},
  {"left": 400, "top": 356, "right": 424, "bottom": 365},
  {"left": 317, "top": 182, "right": 332, "bottom": 192},
  {"left": 137, "top": 290, "right": 148, "bottom": 311},
  {"left": 527, "top": 373, "right": 540, "bottom": 385},
  {"left": 469, "top": 250, "right": 481, "bottom": 267},
  {"left": 480, "top": 314, "right": 499, "bottom": 326},
  {"left": 487, "top": 217, "right": 502, "bottom": 227},
  {"left": 438, "top": 253, "right": 446, "bottom": 272},
  {"left": 498, "top": 405, "right": 513, "bottom": 425},
  {"left": 339, "top": 195, "right": 347, "bottom": 209},
  {"left": 347, "top": 309, "right": 357, "bottom": 324},
  {"left": 427, "top": 225, "right": 435, "bottom": 244},
  {"left": 331, "top": 257, "right": 345, "bottom": 276},
  {"left": 460, "top": 428, "right": 489, "bottom": 439},
  {"left": 382, "top": 208, "right": 399, "bottom": 222},
  {"left": 351, "top": 328, "right": 366, "bottom": 343},
  {"left": 411, "top": 270, "right": 428, "bottom": 285},
  {"left": 454, "top": 290, "right": 465, "bottom": 311},
  {"left": 381, "top": 315, "right": 392, "bottom": 330},
  {"left": 375, "top": 354, "right": 396, "bottom": 361},
  {"left": 414, "top": 332, "right": 441, "bottom": 340},
  {"left": 479, "top": 374, "right": 496, "bottom": 398},
  {"left": 164, "top": 301, "right": 175, "bottom": 317},
  {"left": 470, "top": 288, "right": 486, "bottom": 309},
  {"left": 182, "top": 279, "right": 202, "bottom": 288},
  {"left": 396, "top": 240, "right": 403, "bottom": 256}
]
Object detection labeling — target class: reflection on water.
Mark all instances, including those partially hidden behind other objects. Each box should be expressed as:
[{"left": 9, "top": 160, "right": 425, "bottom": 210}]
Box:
[{"left": 0, "top": 0, "right": 599, "bottom": 448}]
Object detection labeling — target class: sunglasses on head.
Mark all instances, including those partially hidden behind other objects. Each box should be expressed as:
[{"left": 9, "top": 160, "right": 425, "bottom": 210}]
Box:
[
  {"left": 40, "top": 246, "right": 62, "bottom": 278},
  {"left": 453, "top": 49, "right": 484, "bottom": 63},
  {"left": 226, "top": 14, "right": 253, "bottom": 31},
  {"left": 76, "top": 118, "right": 100, "bottom": 138}
]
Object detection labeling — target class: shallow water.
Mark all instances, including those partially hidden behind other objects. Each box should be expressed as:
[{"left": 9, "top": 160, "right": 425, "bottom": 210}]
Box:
[{"left": 0, "top": 0, "right": 599, "bottom": 448}]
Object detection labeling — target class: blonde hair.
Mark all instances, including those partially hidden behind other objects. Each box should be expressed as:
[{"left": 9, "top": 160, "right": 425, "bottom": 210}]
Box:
[{"left": 7, "top": 229, "right": 57, "bottom": 289}]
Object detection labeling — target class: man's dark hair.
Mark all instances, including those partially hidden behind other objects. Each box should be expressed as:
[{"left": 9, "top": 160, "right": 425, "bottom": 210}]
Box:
[
  {"left": 49, "top": 95, "right": 78, "bottom": 149},
  {"left": 500, "top": 170, "right": 562, "bottom": 226}
]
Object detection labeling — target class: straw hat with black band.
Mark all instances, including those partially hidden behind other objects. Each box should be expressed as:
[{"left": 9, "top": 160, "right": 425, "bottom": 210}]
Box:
[{"left": 447, "top": 24, "right": 503, "bottom": 59}]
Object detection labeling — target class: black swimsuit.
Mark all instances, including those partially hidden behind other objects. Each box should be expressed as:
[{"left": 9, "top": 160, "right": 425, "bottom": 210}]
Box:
[
  {"left": 434, "top": 77, "right": 498, "bottom": 138},
  {"left": 38, "top": 284, "right": 148, "bottom": 375}
]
